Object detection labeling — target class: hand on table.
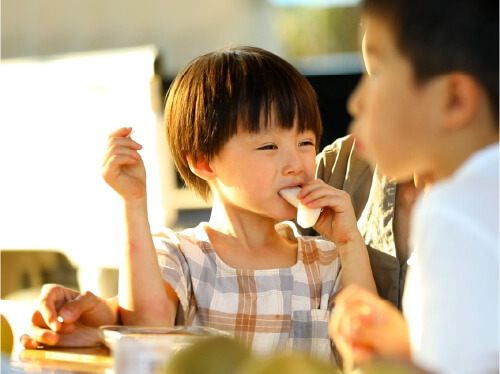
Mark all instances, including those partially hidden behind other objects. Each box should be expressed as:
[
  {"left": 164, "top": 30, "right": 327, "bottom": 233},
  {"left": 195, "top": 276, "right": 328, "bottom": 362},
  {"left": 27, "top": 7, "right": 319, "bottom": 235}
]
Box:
[{"left": 20, "top": 284, "right": 118, "bottom": 348}]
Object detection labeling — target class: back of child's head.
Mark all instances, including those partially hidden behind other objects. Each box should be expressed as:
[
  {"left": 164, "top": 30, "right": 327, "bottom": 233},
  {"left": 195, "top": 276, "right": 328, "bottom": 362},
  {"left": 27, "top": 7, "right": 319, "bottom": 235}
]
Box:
[
  {"left": 164, "top": 46, "right": 323, "bottom": 200},
  {"left": 361, "top": 0, "right": 499, "bottom": 123}
]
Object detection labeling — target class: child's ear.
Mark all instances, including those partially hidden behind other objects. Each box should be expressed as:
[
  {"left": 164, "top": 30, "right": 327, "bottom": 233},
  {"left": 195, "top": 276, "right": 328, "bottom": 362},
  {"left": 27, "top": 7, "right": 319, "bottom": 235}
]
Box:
[
  {"left": 444, "top": 73, "right": 480, "bottom": 130},
  {"left": 187, "top": 155, "right": 215, "bottom": 180}
]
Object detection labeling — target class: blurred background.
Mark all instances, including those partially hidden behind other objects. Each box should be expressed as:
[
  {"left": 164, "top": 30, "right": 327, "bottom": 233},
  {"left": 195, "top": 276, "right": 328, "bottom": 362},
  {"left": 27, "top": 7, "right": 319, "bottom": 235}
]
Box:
[
  {"left": 0, "top": 0, "right": 363, "bottom": 321},
  {"left": 3, "top": 0, "right": 362, "bottom": 76}
]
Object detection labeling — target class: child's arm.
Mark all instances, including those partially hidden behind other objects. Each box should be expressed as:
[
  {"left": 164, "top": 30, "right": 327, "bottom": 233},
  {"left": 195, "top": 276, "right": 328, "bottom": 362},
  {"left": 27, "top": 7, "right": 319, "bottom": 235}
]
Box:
[
  {"left": 102, "top": 127, "right": 178, "bottom": 326},
  {"left": 299, "top": 180, "right": 377, "bottom": 293}
]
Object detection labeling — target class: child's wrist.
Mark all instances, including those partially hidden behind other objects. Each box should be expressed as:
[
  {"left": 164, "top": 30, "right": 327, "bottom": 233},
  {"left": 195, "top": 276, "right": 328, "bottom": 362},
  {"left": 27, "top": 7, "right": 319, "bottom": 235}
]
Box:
[
  {"left": 123, "top": 196, "right": 148, "bottom": 211},
  {"left": 332, "top": 229, "right": 363, "bottom": 246},
  {"left": 335, "top": 235, "right": 366, "bottom": 254}
]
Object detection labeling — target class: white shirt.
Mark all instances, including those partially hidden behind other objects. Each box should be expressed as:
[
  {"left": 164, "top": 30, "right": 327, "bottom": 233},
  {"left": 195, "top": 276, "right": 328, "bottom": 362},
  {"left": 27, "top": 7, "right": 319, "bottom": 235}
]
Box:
[{"left": 404, "top": 143, "right": 499, "bottom": 374}]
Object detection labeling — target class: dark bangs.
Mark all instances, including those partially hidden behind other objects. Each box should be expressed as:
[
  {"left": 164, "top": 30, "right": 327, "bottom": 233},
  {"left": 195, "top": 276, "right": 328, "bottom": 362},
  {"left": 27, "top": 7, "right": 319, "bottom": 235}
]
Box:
[
  {"left": 230, "top": 47, "right": 323, "bottom": 143},
  {"left": 206, "top": 47, "right": 323, "bottom": 154}
]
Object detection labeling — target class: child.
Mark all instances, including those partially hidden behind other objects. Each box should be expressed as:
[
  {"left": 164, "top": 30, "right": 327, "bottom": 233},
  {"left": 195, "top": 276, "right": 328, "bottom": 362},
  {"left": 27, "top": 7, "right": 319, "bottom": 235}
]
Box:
[
  {"left": 329, "top": 0, "right": 499, "bottom": 373},
  {"left": 21, "top": 46, "right": 375, "bottom": 363}
]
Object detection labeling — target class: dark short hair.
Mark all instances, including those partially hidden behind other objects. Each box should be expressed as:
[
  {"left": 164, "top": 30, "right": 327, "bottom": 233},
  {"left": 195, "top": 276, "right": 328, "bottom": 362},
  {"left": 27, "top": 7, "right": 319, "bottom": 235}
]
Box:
[
  {"left": 361, "top": 0, "right": 499, "bottom": 123},
  {"left": 164, "top": 46, "right": 323, "bottom": 200}
]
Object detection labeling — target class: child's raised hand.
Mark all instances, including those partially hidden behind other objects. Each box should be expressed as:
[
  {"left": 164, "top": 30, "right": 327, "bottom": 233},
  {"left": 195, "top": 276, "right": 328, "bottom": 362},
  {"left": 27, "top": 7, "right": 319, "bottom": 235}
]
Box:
[
  {"left": 101, "top": 127, "right": 146, "bottom": 201},
  {"left": 298, "top": 180, "right": 361, "bottom": 246}
]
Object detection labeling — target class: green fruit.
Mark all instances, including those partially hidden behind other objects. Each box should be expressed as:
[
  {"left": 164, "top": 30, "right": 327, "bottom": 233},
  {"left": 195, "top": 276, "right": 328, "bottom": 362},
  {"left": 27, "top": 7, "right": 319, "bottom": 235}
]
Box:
[
  {"left": 164, "top": 336, "right": 252, "bottom": 374},
  {"left": 357, "top": 360, "right": 425, "bottom": 374},
  {"left": 237, "top": 352, "right": 341, "bottom": 374},
  {"left": 1, "top": 314, "right": 14, "bottom": 355}
]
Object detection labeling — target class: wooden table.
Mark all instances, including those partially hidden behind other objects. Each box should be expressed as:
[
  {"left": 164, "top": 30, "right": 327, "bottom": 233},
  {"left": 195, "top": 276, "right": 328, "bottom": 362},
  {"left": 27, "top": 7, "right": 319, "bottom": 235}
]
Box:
[{"left": 9, "top": 346, "right": 113, "bottom": 374}]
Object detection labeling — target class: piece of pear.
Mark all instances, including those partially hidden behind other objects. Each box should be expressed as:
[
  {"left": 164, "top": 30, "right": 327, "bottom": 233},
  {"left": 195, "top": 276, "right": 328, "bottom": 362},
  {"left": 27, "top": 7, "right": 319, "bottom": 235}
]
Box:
[{"left": 279, "top": 187, "right": 321, "bottom": 228}]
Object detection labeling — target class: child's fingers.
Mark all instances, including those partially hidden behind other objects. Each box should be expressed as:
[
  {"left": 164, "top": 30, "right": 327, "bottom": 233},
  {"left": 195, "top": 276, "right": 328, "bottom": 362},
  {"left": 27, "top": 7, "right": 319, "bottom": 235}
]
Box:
[
  {"left": 102, "top": 154, "right": 141, "bottom": 181},
  {"left": 35, "top": 288, "right": 67, "bottom": 332},
  {"left": 330, "top": 287, "right": 382, "bottom": 364},
  {"left": 304, "top": 194, "right": 351, "bottom": 212},
  {"left": 330, "top": 286, "right": 375, "bottom": 336},
  {"left": 102, "top": 136, "right": 143, "bottom": 172},
  {"left": 299, "top": 180, "right": 347, "bottom": 203},
  {"left": 20, "top": 333, "right": 42, "bottom": 349},
  {"left": 56, "top": 291, "right": 102, "bottom": 326},
  {"left": 105, "top": 128, "right": 143, "bottom": 156},
  {"left": 21, "top": 328, "right": 59, "bottom": 347},
  {"left": 335, "top": 285, "right": 379, "bottom": 310},
  {"left": 106, "top": 134, "right": 143, "bottom": 152},
  {"left": 300, "top": 188, "right": 352, "bottom": 212},
  {"left": 297, "top": 179, "right": 324, "bottom": 196},
  {"left": 329, "top": 301, "right": 363, "bottom": 367},
  {"left": 102, "top": 144, "right": 142, "bottom": 165},
  {"left": 101, "top": 152, "right": 141, "bottom": 183},
  {"left": 107, "top": 127, "right": 133, "bottom": 139}
]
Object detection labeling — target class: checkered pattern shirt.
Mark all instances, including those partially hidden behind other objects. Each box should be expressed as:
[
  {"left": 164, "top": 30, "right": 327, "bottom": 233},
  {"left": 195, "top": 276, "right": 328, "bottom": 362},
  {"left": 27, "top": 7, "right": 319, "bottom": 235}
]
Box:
[{"left": 153, "top": 221, "right": 341, "bottom": 363}]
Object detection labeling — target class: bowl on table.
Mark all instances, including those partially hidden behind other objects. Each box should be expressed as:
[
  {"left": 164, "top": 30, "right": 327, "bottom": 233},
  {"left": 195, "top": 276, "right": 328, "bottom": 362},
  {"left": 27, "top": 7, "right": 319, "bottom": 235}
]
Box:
[{"left": 100, "top": 325, "right": 233, "bottom": 373}]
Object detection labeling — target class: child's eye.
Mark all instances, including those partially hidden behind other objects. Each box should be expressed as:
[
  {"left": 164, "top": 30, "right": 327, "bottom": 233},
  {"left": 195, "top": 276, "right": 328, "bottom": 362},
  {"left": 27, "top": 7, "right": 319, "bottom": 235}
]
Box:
[
  {"left": 299, "top": 140, "right": 315, "bottom": 147},
  {"left": 258, "top": 144, "right": 277, "bottom": 150}
]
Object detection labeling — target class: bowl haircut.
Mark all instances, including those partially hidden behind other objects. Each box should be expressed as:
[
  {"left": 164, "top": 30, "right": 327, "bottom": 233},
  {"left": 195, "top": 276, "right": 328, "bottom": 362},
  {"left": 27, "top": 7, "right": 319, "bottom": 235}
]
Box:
[{"left": 164, "top": 46, "right": 323, "bottom": 200}]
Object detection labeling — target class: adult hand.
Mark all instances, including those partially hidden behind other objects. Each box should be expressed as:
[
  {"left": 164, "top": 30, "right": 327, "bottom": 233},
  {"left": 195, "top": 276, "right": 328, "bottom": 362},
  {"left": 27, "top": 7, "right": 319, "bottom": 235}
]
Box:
[
  {"left": 329, "top": 285, "right": 411, "bottom": 365},
  {"left": 101, "top": 127, "right": 146, "bottom": 201},
  {"left": 20, "top": 284, "right": 118, "bottom": 348}
]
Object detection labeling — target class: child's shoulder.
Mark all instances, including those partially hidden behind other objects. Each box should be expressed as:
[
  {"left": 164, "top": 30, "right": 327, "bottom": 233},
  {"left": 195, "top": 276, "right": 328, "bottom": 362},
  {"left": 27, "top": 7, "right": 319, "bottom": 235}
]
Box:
[
  {"left": 426, "top": 143, "right": 498, "bottom": 205},
  {"left": 153, "top": 222, "right": 210, "bottom": 251}
]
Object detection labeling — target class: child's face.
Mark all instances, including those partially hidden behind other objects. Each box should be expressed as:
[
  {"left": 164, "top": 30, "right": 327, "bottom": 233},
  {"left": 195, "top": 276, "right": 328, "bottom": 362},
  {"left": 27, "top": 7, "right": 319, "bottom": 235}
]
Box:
[
  {"left": 348, "top": 14, "right": 446, "bottom": 182},
  {"left": 208, "top": 120, "right": 317, "bottom": 222}
]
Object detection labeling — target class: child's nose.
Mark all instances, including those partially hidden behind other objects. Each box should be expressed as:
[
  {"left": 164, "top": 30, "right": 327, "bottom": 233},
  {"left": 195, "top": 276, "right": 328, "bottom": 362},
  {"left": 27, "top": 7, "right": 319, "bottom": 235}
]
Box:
[
  {"left": 347, "top": 75, "right": 366, "bottom": 117},
  {"left": 283, "top": 149, "right": 303, "bottom": 175}
]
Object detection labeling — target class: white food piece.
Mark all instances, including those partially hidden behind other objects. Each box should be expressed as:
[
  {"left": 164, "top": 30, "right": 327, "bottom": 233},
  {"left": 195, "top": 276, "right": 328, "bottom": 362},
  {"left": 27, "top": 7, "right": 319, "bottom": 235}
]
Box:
[
  {"left": 297, "top": 204, "right": 322, "bottom": 229},
  {"left": 279, "top": 187, "right": 321, "bottom": 228},
  {"left": 279, "top": 187, "right": 301, "bottom": 208}
]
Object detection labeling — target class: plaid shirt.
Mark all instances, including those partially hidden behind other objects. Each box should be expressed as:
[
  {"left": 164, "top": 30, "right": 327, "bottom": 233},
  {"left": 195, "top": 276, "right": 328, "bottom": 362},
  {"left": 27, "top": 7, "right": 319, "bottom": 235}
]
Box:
[{"left": 153, "top": 221, "right": 341, "bottom": 363}]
